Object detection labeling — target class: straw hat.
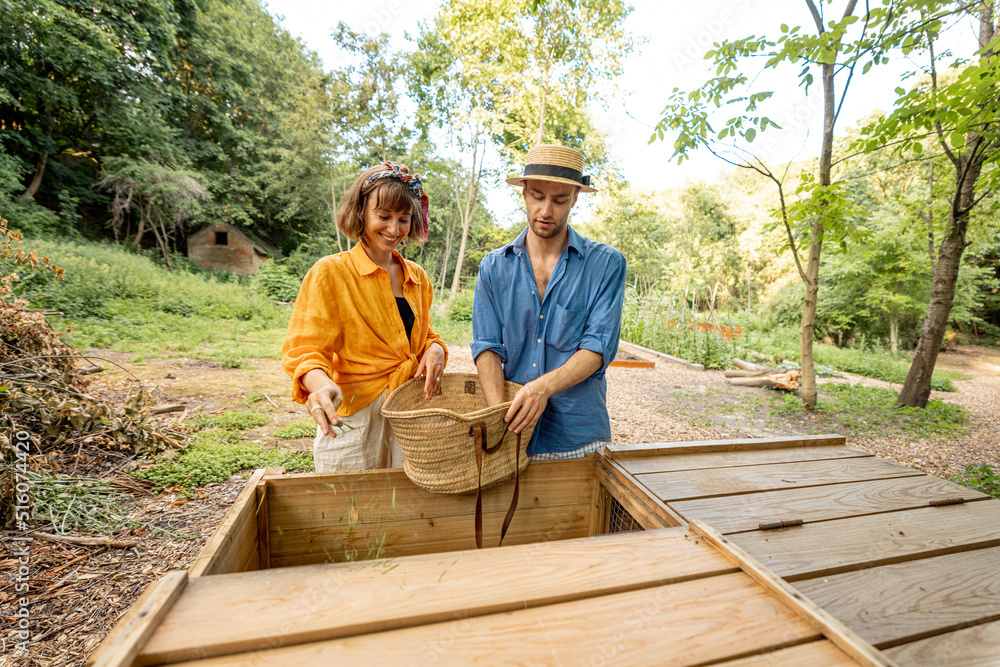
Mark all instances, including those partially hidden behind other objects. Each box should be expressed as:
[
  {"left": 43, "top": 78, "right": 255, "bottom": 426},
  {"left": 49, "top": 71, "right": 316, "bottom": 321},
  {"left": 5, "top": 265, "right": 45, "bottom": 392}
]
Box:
[{"left": 506, "top": 144, "right": 597, "bottom": 193}]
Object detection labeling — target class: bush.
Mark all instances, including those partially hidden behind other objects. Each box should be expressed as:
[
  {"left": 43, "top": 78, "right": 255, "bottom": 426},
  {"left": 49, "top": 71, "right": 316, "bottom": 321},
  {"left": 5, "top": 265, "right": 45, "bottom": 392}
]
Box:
[
  {"left": 253, "top": 260, "right": 301, "bottom": 302},
  {"left": 446, "top": 288, "right": 475, "bottom": 321}
]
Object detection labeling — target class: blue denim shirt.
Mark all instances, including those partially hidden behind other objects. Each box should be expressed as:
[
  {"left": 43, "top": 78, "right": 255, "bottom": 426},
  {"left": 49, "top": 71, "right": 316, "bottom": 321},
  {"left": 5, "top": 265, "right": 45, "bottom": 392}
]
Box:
[{"left": 471, "top": 226, "right": 627, "bottom": 455}]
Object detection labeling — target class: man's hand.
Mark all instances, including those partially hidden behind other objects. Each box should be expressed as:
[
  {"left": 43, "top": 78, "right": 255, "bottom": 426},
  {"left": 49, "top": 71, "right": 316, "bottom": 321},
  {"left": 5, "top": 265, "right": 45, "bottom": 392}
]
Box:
[
  {"left": 504, "top": 380, "right": 550, "bottom": 434},
  {"left": 415, "top": 343, "right": 446, "bottom": 400},
  {"left": 303, "top": 370, "right": 343, "bottom": 437}
]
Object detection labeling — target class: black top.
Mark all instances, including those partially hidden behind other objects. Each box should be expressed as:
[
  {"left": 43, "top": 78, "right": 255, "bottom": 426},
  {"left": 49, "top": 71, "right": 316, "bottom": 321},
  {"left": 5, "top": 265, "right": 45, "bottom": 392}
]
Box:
[{"left": 395, "top": 296, "right": 415, "bottom": 343}]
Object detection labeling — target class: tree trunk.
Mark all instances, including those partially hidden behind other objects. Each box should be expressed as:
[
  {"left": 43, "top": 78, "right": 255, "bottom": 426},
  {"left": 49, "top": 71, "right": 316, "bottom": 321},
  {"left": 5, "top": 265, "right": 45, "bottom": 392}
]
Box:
[
  {"left": 331, "top": 165, "right": 343, "bottom": 253},
  {"left": 19, "top": 150, "right": 48, "bottom": 203},
  {"left": 924, "top": 161, "right": 936, "bottom": 268},
  {"left": 450, "top": 131, "right": 483, "bottom": 297},
  {"left": 890, "top": 309, "right": 898, "bottom": 356},
  {"left": 150, "top": 206, "right": 174, "bottom": 272},
  {"left": 898, "top": 3, "right": 994, "bottom": 408}
]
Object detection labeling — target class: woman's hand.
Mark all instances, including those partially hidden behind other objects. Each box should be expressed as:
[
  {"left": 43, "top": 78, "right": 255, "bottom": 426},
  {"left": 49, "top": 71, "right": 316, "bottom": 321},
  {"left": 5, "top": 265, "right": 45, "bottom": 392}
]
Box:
[
  {"left": 302, "top": 369, "right": 343, "bottom": 437},
  {"left": 414, "top": 343, "right": 446, "bottom": 400}
]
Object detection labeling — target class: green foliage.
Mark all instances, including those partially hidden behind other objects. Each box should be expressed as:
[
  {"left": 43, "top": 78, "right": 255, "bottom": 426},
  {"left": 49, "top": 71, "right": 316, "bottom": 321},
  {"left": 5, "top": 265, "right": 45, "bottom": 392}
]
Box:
[
  {"left": 446, "top": 289, "right": 475, "bottom": 322},
  {"left": 274, "top": 419, "right": 316, "bottom": 439},
  {"left": 822, "top": 384, "right": 966, "bottom": 437},
  {"left": 620, "top": 287, "right": 738, "bottom": 370},
  {"left": 12, "top": 239, "right": 287, "bottom": 361},
  {"left": 133, "top": 429, "right": 313, "bottom": 491},
  {"left": 253, "top": 260, "right": 302, "bottom": 302},
  {"left": 773, "top": 383, "right": 967, "bottom": 438},
  {"left": 190, "top": 411, "right": 269, "bottom": 431},
  {"left": 951, "top": 464, "right": 1000, "bottom": 498}
]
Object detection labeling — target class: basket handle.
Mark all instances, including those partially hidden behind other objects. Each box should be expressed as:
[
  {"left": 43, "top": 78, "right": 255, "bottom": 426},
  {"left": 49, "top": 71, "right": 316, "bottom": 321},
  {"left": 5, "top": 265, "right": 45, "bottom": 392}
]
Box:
[{"left": 471, "top": 422, "right": 522, "bottom": 550}]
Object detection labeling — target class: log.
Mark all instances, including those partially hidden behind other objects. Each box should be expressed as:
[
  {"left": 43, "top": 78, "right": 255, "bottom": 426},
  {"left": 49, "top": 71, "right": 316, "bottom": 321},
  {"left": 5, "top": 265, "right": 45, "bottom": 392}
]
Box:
[
  {"left": 732, "top": 358, "right": 768, "bottom": 372},
  {"left": 729, "top": 369, "right": 801, "bottom": 391},
  {"left": 151, "top": 404, "right": 186, "bottom": 415},
  {"left": 723, "top": 369, "right": 775, "bottom": 378}
]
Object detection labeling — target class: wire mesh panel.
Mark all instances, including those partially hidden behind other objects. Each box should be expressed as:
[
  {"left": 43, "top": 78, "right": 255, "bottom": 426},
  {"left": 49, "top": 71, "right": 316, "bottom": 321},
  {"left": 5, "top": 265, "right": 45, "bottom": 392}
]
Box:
[{"left": 608, "top": 496, "right": 644, "bottom": 533}]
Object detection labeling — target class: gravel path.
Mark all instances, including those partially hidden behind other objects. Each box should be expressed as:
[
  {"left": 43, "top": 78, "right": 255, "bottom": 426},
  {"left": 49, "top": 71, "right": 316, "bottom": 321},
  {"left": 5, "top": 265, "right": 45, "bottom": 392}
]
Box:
[{"left": 449, "top": 341, "right": 999, "bottom": 480}]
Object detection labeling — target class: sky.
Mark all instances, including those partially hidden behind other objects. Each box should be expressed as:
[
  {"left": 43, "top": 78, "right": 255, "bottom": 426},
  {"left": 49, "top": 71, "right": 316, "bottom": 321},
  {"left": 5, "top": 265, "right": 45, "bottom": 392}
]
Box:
[{"left": 263, "top": 0, "right": 978, "bottom": 226}]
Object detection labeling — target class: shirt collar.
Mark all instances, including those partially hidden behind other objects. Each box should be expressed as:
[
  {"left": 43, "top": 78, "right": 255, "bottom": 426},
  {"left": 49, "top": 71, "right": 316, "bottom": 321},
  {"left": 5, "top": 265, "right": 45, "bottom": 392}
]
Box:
[
  {"left": 504, "top": 225, "right": 585, "bottom": 258},
  {"left": 349, "top": 242, "right": 421, "bottom": 284}
]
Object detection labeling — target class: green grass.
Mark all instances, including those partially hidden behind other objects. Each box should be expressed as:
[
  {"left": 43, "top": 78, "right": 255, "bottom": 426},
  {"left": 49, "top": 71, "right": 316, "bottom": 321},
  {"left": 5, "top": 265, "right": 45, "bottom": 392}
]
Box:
[
  {"left": 132, "top": 428, "right": 312, "bottom": 491},
  {"left": 189, "top": 411, "right": 270, "bottom": 431},
  {"left": 738, "top": 326, "right": 960, "bottom": 392},
  {"left": 770, "top": 383, "right": 967, "bottom": 438},
  {"left": 274, "top": 418, "right": 316, "bottom": 439},
  {"left": 433, "top": 315, "right": 473, "bottom": 346},
  {"left": 15, "top": 238, "right": 288, "bottom": 360},
  {"left": 951, "top": 464, "right": 1000, "bottom": 498}
]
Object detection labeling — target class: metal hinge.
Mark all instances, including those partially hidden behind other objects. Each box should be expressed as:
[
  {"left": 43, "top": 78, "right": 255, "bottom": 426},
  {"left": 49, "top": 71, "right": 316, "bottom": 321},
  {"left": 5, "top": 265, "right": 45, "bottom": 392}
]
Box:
[
  {"left": 928, "top": 498, "right": 967, "bottom": 507},
  {"left": 758, "top": 519, "right": 803, "bottom": 531}
]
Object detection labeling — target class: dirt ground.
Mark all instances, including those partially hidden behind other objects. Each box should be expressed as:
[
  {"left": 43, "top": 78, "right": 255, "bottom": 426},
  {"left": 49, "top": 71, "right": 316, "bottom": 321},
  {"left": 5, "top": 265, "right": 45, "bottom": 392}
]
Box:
[{"left": 2, "top": 341, "right": 997, "bottom": 665}]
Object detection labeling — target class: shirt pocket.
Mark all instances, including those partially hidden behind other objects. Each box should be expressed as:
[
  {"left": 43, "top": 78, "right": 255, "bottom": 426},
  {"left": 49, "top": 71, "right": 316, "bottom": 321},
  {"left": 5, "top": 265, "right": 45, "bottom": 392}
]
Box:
[{"left": 548, "top": 304, "right": 588, "bottom": 353}]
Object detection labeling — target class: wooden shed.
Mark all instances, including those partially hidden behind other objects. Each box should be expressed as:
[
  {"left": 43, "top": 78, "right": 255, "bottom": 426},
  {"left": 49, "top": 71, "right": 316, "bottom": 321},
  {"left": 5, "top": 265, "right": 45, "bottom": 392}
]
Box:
[
  {"left": 88, "top": 434, "right": 1000, "bottom": 666},
  {"left": 186, "top": 222, "right": 279, "bottom": 275}
]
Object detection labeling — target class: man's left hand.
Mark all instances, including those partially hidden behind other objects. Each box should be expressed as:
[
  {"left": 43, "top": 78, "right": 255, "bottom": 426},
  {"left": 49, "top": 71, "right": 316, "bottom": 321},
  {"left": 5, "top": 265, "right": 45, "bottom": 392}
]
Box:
[{"left": 505, "top": 380, "right": 549, "bottom": 434}]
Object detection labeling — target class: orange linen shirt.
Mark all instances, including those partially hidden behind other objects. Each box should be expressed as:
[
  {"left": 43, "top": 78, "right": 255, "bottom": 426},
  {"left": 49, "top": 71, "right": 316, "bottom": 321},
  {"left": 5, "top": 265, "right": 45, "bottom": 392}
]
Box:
[{"left": 282, "top": 243, "right": 447, "bottom": 416}]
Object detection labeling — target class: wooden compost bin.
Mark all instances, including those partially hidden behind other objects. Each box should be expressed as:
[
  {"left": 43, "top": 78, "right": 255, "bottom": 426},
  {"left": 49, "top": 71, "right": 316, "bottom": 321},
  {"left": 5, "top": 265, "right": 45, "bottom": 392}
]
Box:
[{"left": 88, "top": 433, "right": 998, "bottom": 666}]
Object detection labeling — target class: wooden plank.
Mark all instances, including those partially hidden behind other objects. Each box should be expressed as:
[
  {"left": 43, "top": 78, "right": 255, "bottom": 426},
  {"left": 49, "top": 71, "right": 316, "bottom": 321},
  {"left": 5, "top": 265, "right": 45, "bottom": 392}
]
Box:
[
  {"left": 731, "top": 502, "right": 1000, "bottom": 580},
  {"left": 622, "top": 446, "right": 871, "bottom": 476},
  {"left": 269, "top": 501, "right": 592, "bottom": 567},
  {"left": 86, "top": 571, "right": 187, "bottom": 667},
  {"left": 606, "top": 434, "right": 846, "bottom": 459},
  {"left": 161, "top": 572, "right": 821, "bottom": 667},
  {"left": 266, "top": 458, "right": 593, "bottom": 531},
  {"left": 139, "top": 528, "right": 740, "bottom": 665},
  {"left": 669, "top": 476, "right": 991, "bottom": 534},
  {"left": 642, "top": 457, "right": 925, "bottom": 503},
  {"left": 884, "top": 619, "right": 1000, "bottom": 667},
  {"left": 712, "top": 641, "right": 861, "bottom": 666},
  {"left": 255, "top": 481, "right": 269, "bottom": 570},
  {"left": 187, "top": 469, "right": 264, "bottom": 577},
  {"left": 594, "top": 454, "right": 684, "bottom": 529},
  {"left": 690, "top": 520, "right": 897, "bottom": 667},
  {"left": 587, "top": 471, "right": 607, "bottom": 535},
  {"left": 795, "top": 546, "right": 1000, "bottom": 648}
]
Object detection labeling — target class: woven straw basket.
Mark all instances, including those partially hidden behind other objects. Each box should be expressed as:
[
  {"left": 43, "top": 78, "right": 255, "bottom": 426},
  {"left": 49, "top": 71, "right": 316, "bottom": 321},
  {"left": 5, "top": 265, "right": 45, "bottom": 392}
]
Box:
[{"left": 381, "top": 373, "right": 533, "bottom": 495}]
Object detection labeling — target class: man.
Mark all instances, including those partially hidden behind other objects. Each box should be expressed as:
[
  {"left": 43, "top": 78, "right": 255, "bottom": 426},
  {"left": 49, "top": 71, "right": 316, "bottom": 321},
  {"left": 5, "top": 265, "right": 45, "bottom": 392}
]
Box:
[{"left": 472, "top": 144, "right": 626, "bottom": 459}]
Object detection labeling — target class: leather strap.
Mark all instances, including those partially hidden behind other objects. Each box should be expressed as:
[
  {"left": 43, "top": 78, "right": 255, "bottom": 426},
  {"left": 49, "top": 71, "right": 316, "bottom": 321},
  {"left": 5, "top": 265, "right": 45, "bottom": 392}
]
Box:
[{"left": 472, "top": 422, "right": 522, "bottom": 549}]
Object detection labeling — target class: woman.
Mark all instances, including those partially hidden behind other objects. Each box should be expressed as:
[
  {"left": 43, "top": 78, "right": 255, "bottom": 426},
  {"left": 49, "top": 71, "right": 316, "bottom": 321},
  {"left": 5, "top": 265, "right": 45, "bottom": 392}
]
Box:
[{"left": 282, "top": 162, "right": 447, "bottom": 471}]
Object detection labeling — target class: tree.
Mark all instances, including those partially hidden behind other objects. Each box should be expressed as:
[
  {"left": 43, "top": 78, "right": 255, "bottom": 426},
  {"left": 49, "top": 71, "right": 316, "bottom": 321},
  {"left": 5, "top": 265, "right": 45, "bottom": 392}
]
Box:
[
  {"left": 654, "top": 1, "right": 954, "bottom": 408},
  {"left": 94, "top": 158, "right": 207, "bottom": 270},
  {"left": 858, "top": 1, "right": 1000, "bottom": 407},
  {"left": 415, "top": 0, "right": 632, "bottom": 296},
  {"left": 0, "top": 0, "right": 180, "bottom": 224}
]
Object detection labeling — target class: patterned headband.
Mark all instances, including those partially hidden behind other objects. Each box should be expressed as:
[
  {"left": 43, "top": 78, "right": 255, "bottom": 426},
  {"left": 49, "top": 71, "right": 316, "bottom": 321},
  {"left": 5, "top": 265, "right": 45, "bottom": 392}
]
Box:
[{"left": 362, "top": 162, "right": 429, "bottom": 241}]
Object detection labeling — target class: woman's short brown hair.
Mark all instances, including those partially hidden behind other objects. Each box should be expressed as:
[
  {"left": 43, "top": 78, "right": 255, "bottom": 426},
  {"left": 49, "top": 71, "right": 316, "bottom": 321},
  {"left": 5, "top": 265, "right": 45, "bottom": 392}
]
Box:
[{"left": 336, "top": 164, "right": 425, "bottom": 243}]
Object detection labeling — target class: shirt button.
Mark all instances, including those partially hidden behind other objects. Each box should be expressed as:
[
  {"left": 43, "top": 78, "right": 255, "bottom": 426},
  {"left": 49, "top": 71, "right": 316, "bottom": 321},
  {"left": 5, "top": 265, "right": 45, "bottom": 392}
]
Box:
[
  {"left": 533, "top": 363, "right": 536, "bottom": 367},
  {"left": 537, "top": 338, "right": 541, "bottom": 343},
  {"left": 539, "top": 314, "right": 543, "bottom": 319}
]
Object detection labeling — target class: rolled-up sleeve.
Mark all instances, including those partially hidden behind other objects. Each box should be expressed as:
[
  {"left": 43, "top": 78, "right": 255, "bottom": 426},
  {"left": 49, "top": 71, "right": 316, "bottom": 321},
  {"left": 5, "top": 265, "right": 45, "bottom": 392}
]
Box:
[
  {"left": 281, "top": 264, "right": 341, "bottom": 403},
  {"left": 578, "top": 250, "right": 627, "bottom": 372},
  {"left": 470, "top": 257, "right": 507, "bottom": 365}
]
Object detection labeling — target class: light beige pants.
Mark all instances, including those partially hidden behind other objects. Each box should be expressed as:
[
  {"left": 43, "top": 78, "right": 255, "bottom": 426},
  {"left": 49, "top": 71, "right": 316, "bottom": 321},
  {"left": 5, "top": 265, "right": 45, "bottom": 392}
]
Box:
[{"left": 313, "top": 390, "right": 404, "bottom": 472}]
